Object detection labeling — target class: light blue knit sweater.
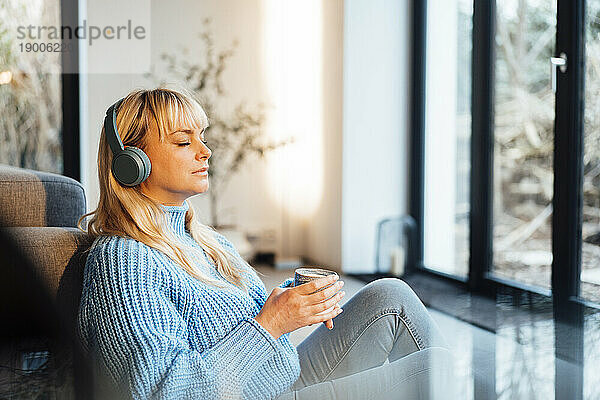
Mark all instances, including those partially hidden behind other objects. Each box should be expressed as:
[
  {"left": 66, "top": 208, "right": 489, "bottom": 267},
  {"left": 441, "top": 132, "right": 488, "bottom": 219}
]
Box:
[{"left": 77, "top": 200, "right": 300, "bottom": 399}]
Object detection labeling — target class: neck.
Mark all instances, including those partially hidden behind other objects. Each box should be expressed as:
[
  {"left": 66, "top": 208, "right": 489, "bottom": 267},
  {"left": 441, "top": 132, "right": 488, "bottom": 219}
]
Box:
[
  {"left": 160, "top": 199, "right": 190, "bottom": 236},
  {"left": 139, "top": 188, "right": 187, "bottom": 208}
]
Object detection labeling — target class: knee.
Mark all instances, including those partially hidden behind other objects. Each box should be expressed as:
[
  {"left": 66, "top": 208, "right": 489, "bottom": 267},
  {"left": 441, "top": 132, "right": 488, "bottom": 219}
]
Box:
[
  {"left": 360, "top": 278, "right": 424, "bottom": 313},
  {"left": 364, "top": 277, "right": 415, "bottom": 299}
]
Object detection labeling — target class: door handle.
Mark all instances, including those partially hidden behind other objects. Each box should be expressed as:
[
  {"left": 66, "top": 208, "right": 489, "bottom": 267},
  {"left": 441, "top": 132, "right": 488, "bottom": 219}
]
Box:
[{"left": 550, "top": 52, "right": 567, "bottom": 93}]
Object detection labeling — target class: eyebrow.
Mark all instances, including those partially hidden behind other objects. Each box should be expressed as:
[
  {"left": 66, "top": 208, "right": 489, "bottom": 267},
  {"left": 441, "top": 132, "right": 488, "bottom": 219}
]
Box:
[{"left": 169, "top": 128, "right": 207, "bottom": 135}]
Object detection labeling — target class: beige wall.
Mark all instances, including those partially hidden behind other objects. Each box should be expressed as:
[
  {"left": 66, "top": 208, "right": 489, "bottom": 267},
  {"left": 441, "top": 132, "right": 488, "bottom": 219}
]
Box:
[{"left": 81, "top": 0, "right": 344, "bottom": 266}]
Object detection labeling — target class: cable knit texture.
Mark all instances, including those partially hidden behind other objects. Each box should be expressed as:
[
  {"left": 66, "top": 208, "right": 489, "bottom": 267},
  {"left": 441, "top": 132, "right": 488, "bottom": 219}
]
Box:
[{"left": 77, "top": 200, "right": 300, "bottom": 400}]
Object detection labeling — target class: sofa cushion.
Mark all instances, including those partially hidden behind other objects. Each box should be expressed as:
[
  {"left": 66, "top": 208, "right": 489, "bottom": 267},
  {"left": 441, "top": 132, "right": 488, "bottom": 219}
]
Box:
[
  {"left": 1, "top": 227, "right": 95, "bottom": 325},
  {"left": 0, "top": 164, "right": 86, "bottom": 228},
  {"left": 0, "top": 228, "right": 122, "bottom": 399}
]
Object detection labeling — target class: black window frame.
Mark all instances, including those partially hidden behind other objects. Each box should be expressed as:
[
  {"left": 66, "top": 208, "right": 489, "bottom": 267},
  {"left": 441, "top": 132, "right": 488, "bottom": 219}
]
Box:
[{"left": 60, "top": 0, "right": 80, "bottom": 182}]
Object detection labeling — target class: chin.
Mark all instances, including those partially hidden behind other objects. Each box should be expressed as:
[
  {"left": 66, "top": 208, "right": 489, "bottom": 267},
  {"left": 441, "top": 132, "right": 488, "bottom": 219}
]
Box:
[{"left": 194, "top": 183, "right": 209, "bottom": 194}]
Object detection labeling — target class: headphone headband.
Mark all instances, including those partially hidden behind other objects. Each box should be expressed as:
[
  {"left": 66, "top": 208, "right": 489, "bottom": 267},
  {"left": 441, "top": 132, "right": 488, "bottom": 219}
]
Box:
[{"left": 104, "top": 98, "right": 125, "bottom": 155}]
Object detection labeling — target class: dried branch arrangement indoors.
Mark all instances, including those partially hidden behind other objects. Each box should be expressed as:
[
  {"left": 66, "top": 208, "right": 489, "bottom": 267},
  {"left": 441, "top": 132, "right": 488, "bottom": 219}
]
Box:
[{"left": 146, "top": 19, "right": 294, "bottom": 228}]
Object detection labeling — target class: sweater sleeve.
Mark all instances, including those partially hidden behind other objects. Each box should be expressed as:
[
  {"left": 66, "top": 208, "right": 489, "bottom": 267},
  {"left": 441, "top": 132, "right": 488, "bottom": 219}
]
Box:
[{"left": 79, "top": 238, "right": 283, "bottom": 400}]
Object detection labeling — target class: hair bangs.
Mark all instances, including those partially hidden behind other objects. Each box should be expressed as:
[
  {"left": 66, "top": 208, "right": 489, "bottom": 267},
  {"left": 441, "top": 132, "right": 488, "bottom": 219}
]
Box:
[{"left": 153, "top": 93, "right": 209, "bottom": 142}]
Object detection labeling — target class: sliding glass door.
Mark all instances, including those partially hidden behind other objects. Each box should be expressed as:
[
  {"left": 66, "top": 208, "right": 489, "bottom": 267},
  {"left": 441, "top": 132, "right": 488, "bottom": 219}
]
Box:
[
  {"left": 581, "top": 1, "right": 600, "bottom": 305},
  {"left": 491, "top": 1, "right": 556, "bottom": 293},
  {"left": 418, "top": 0, "right": 596, "bottom": 304},
  {"left": 414, "top": 0, "right": 596, "bottom": 398},
  {"left": 582, "top": 3, "right": 600, "bottom": 399}
]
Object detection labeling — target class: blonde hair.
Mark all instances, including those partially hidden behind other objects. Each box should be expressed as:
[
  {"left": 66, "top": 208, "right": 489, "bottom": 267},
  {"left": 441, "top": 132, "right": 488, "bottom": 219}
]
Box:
[{"left": 77, "top": 87, "right": 258, "bottom": 293}]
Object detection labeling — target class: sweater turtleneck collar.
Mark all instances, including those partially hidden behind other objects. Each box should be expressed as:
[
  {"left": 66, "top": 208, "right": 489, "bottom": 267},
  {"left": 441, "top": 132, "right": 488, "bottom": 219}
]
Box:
[{"left": 159, "top": 199, "right": 190, "bottom": 236}]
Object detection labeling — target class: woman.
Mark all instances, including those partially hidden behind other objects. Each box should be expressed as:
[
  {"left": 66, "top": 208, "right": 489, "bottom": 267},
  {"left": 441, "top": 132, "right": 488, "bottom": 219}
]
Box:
[{"left": 77, "top": 87, "right": 453, "bottom": 400}]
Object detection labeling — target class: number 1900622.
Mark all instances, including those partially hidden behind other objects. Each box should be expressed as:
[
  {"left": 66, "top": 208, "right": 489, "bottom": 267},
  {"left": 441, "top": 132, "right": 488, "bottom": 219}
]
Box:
[{"left": 19, "top": 42, "right": 72, "bottom": 53}]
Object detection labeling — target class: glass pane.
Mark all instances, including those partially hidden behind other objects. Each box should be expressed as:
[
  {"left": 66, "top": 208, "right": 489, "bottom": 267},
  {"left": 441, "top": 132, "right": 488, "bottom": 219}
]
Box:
[
  {"left": 492, "top": 1, "right": 556, "bottom": 291},
  {"left": 581, "top": 0, "right": 600, "bottom": 305},
  {"left": 0, "top": 0, "right": 63, "bottom": 173},
  {"left": 583, "top": 2, "right": 600, "bottom": 397},
  {"left": 423, "top": 0, "right": 472, "bottom": 278}
]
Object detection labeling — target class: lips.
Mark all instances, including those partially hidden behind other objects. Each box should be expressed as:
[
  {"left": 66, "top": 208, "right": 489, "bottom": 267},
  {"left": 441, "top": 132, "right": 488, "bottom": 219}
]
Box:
[{"left": 192, "top": 167, "right": 209, "bottom": 174}]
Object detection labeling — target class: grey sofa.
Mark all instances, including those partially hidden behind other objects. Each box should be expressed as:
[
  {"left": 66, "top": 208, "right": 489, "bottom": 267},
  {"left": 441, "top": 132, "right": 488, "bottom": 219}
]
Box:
[
  {"left": 0, "top": 164, "right": 115, "bottom": 398},
  {"left": 0, "top": 164, "right": 94, "bottom": 322}
]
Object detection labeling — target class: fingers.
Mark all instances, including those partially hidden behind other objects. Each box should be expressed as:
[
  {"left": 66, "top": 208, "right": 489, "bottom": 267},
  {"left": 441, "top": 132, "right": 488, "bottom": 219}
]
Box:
[
  {"left": 307, "top": 280, "right": 345, "bottom": 305},
  {"left": 315, "top": 302, "right": 337, "bottom": 316},
  {"left": 310, "top": 290, "right": 346, "bottom": 314},
  {"left": 309, "top": 305, "right": 343, "bottom": 325},
  {"left": 296, "top": 274, "right": 339, "bottom": 295},
  {"left": 323, "top": 304, "right": 342, "bottom": 329}
]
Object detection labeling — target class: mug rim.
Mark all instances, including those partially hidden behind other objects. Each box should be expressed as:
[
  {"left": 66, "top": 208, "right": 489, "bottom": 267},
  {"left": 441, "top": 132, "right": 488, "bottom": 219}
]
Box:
[{"left": 294, "top": 267, "right": 338, "bottom": 277}]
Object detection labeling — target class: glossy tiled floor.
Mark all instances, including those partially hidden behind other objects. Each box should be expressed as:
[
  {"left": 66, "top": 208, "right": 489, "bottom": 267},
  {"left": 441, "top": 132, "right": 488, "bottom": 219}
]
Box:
[{"left": 255, "top": 265, "right": 600, "bottom": 400}]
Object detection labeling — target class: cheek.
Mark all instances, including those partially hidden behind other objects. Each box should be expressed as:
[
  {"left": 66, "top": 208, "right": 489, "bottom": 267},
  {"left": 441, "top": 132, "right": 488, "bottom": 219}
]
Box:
[{"left": 148, "top": 152, "right": 187, "bottom": 182}]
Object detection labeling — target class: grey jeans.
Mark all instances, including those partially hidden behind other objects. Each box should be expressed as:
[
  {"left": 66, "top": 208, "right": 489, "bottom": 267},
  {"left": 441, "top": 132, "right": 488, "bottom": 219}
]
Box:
[{"left": 274, "top": 278, "right": 455, "bottom": 400}]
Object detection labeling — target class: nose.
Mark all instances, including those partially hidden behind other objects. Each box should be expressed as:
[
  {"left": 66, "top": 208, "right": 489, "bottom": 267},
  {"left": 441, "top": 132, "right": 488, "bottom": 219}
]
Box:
[{"left": 195, "top": 140, "right": 211, "bottom": 160}]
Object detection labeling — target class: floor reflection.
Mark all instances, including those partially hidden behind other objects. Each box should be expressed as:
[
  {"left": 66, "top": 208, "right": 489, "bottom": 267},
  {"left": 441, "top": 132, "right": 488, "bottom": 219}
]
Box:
[
  {"left": 496, "top": 319, "right": 555, "bottom": 399},
  {"left": 584, "top": 310, "right": 600, "bottom": 399},
  {"left": 406, "top": 274, "right": 599, "bottom": 400}
]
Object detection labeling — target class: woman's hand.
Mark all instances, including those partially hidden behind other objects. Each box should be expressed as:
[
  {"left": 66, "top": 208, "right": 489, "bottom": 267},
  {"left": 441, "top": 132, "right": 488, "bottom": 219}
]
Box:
[{"left": 254, "top": 275, "right": 346, "bottom": 339}]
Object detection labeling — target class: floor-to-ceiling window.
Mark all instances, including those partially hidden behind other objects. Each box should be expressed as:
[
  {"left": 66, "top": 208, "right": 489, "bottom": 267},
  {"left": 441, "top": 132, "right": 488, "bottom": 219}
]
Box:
[
  {"left": 582, "top": 2, "right": 600, "bottom": 399},
  {"left": 491, "top": 1, "right": 556, "bottom": 292},
  {"left": 581, "top": 1, "right": 600, "bottom": 305},
  {"left": 413, "top": 1, "right": 597, "bottom": 399},
  {"left": 0, "top": 0, "right": 79, "bottom": 180}
]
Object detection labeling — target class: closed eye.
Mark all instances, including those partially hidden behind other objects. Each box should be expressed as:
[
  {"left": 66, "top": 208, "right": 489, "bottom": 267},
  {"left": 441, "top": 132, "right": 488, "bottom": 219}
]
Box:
[{"left": 177, "top": 140, "right": 208, "bottom": 147}]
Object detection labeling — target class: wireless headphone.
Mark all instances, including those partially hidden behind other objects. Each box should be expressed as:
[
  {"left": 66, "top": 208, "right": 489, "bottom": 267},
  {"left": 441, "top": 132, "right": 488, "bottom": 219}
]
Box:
[{"left": 103, "top": 98, "right": 152, "bottom": 187}]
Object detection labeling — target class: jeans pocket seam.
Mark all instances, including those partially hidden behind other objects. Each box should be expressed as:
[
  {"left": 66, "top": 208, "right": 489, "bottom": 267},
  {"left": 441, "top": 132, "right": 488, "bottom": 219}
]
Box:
[{"left": 322, "top": 308, "right": 407, "bottom": 381}]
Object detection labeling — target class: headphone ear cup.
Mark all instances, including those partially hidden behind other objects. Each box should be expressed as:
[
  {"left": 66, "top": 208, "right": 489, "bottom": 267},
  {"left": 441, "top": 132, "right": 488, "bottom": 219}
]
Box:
[
  {"left": 111, "top": 146, "right": 152, "bottom": 187},
  {"left": 127, "top": 146, "right": 152, "bottom": 181}
]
